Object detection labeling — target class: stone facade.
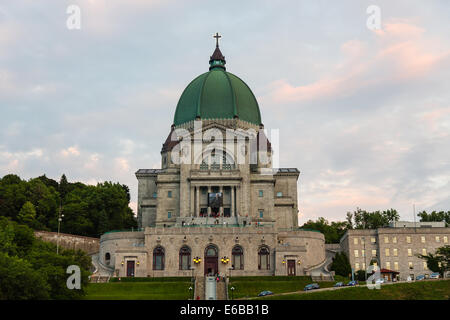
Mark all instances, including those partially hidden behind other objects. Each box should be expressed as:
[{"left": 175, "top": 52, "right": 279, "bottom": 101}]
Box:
[
  {"left": 340, "top": 224, "right": 450, "bottom": 280},
  {"left": 98, "top": 43, "right": 329, "bottom": 278}
]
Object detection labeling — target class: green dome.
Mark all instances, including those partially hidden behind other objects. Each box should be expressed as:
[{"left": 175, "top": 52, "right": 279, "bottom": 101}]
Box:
[{"left": 173, "top": 46, "right": 262, "bottom": 126}]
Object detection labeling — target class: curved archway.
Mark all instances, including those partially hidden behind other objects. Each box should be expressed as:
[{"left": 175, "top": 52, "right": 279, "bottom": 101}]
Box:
[
  {"left": 105, "top": 252, "right": 111, "bottom": 265},
  {"left": 204, "top": 244, "right": 219, "bottom": 276}
]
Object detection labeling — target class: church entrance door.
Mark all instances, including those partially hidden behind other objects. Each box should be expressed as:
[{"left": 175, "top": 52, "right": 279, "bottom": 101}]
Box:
[
  {"left": 287, "top": 260, "right": 296, "bottom": 276},
  {"left": 204, "top": 245, "right": 218, "bottom": 276},
  {"left": 127, "top": 261, "right": 135, "bottom": 277}
]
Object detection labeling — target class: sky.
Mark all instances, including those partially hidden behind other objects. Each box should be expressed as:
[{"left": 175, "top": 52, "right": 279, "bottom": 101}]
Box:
[{"left": 1, "top": 0, "right": 449, "bottom": 224}]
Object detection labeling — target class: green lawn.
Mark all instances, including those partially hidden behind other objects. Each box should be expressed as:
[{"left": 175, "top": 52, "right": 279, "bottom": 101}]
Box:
[
  {"left": 84, "top": 279, "right": 193, "bottom": 300},
  {"left": 257, "top": 279, "right": 450, "bottom": 300},
  {"left": 228, "top": 276, "right": 336, "bottom": 299}
]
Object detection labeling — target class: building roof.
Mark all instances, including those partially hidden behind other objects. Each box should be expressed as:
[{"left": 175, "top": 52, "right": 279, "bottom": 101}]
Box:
[
  {"left": 380, "top": 268, "right": 399, "bottom": 274},
  {"left": 173, "top": 43, "right": 261, "bottom": 126}
]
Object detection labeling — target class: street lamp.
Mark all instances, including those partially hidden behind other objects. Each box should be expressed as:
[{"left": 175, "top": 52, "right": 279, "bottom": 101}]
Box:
[
  {"left": 230, "top": 286, "right": 235, "bottom": 300},
  {"left": 189, "top": 286, "right": 193, "bottom": 300},
  {"left": 56, "top": 204, "right": 64, "bottom": 255}
]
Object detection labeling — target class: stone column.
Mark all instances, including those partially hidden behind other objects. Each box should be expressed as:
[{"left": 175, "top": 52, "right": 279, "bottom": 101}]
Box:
[
  {"left": 219, "top": 186, "right": 223, "bottom": 216},
  {"left": 231, "top": 186, "right": 235, "bottom": 217},
  {"left": 196, "top": 186, "right": 200, "bottom": 217},
  {"left": 207, "top": 186, "right": 211, "bottom": 216},
  {"left": 236, "top": 185, "right": 240, "bottom": 216},
  {"left": 190, "top": 185, "right": 194, "bottom": 217}
]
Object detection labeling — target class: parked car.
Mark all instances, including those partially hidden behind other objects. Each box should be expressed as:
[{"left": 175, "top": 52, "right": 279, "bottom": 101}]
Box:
[
  {"left": 346, "top": 281, "right": 358, "bottom": 286},
  {"left": 257, "top": 290, "right": 273, "bottom": 297},
  {"left": 375, "top": 278, "right": 384, "bottom": 284},
  {"left": 416, "top": 275, "right": 425, "bottom": 281},
  {"left": 333, "top": 282, "right": 344, "bottom": 287},
  {"left": 430, "top": 272, "right": 440, "bottom": 279},
  {"left": 304, "top": 283, "right": 320, "bottom": 291}
]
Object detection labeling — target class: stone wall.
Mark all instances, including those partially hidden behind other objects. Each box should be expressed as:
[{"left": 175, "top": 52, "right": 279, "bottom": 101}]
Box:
[{"left": 34, "top": 231, "right": 99, "bottom": 255}]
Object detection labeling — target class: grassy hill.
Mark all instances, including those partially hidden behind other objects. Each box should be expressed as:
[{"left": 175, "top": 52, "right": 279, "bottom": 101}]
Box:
[
  {"left": 228, "top": 276, "right": 336, "bottom": 299},
  {"left": 257, "top": 279, "right": 450, "bottom": 300}
]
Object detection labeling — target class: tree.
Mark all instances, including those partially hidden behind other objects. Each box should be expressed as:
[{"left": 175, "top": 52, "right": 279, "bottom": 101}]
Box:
[
  {"left": 419, "top": 245, "right": 450, "bottom": 276},
  {"left": 330, "top": 252, "right": 352, "bottom": 277},
  {"left": 301, "top": 217, "right": 348, "bottom": 243},
  {"left": 346, "top": 207, "right": 400, "bottom": 229},
  {"left": 17, "top": 201, "right": 37, "bottom": 228},
  {"left": 355, "top": 269, "right": 366, "bottom": 281},
  {"left": 417, "top": 211, "right": 450, "bottom": 226}
]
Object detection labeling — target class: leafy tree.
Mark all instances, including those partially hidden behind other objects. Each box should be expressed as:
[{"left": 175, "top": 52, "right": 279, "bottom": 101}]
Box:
[
  {"left": 346, "top": 207, "right": 400, "bottom": 229},
  {"left": 0, "top": 217, "right": 91, "bottom": 299},
  {"left": 17, "top": 201, "right": 37, "bottom": 228},
  {"left": 330, "top": 252, "right": 352, "bottom": 277},
  {"left": 355, "top": 269, "right": 366, "bottom": 281},
  {"left": 301, "top": 217, "right": 348, "bottom": 243},
  {"left": 419, "top": 245, "right": 450, "bottom": 276},
  {"left": 417, "top": 210, "right": 450, "bottom": 226}
]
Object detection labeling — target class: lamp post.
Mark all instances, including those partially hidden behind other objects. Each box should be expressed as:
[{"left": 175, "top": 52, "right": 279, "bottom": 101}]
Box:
[
  {"left": 56, "top": 203, "right": 64, "bottom": 255},
  {"left": 230, "top": 286, "right": 235, "bottom": 300},
  {"left": 189, "top": 286, "right": 193, "bottom": 300}
]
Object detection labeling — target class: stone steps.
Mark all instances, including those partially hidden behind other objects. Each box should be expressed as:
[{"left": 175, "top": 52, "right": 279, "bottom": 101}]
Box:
[{"left": 194, "top": 276, "right": 205, "bottom": 300}]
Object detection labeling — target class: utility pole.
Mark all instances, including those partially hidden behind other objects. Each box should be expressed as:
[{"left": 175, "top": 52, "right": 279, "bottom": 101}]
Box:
[{"left": 56, "top": 203, "right": 64, "bottom": 255}]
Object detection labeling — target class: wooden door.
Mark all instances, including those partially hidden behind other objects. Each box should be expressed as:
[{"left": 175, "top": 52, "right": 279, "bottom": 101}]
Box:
[
  {"left": 127, "top": 261, "right": 135, "bottom": 277},
  {"left": 287, "top": 260, "right": 296, "bottom": 276}
]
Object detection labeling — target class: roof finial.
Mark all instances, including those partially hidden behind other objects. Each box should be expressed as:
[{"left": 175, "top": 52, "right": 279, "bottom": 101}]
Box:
[{"left": 213, "top": 32, "right": 221, "bottom": 48}]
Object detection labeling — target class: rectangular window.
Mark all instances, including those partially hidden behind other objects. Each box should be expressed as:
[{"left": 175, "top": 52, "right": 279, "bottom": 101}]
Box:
[
  {"left": 423, "top": 262, "right": 428, "bottom": 270},
  {"left": 354, "top": 238, "right": 358, "bottom": 245},
  {"left": 435, "top": 236, "right": 440, "bottom": 243},
  {"left": 385, "top": 248, "right": 390, "bottom": 257},
  {"left": 168, "top": 191, "right": 172, "bottom": 198},
  {"left": 393, "top": 248, "right": 398, "bottom": 256},
  {"left": 362, "top": 262, "right": 366, "bottom": 270},
  {"left": 258, "top": 190, "right": 263, "bottom": 197},
  {"left": 372, "top": 249, "right": 377, "bottom": 256},
  {"left": 384, "top": 236, "right": 389, "bottom": 244},
  {"left": 361, "top": 250, "right": 365, "bottom": 257},
  {"left": 355, "top": 263, "right": 360, "bottom": 270},
  {"left": 371, "top": 237, "right": 376, "bottom": 243},
  {"left": 168, "top": 211, "right": 172, "bottom": 219},
  {"left": 392, "top": 237, "right": 397, "bottom": 244},
  {"left": 354, "top": 250, "right": 359, "bottom": 258},
  {"left": 422, "top": 248, "right": 427, "bottom": 255},
  {"left": 259, "top": 210, "right": 264, "bottom": 218},
  {"left": 407, "top": 248, "right": 412, "bottom": 257},
  {"left": 444, "top": 236, "right": 448, "bottom": 243},
  {"left": 421, "top": 236, "right": 426, "bottom": 243},
  {"left": 407, "top": 236, "right": 411, "bottom": 244},
  {"left": 276, "top": 191, "right": 283, "bottom": 197},
  {"left": 394, "top": 262, "right": 399, "bottom": 271},
  {"left": 386, "top": 262, "right": 391, "bottom": 269},
  {"left": 152, "top": 192, "right": 157, "bottom": 198},
  {"left": 409, "top": 262, "right": 413, "bottom": 270}
]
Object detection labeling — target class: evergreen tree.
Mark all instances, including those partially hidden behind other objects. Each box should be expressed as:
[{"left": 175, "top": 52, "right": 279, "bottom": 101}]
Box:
[{"left": 17, "top": 201, "right": 37, "bottom": 228}]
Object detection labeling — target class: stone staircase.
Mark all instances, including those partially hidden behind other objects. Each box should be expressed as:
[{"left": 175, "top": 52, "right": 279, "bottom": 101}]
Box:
[
  {"left": 194, "top": 276, "right": 205, "bottom": 300},
  {"left": 216, "top": 277, "right": 227, "bottom": 300}
]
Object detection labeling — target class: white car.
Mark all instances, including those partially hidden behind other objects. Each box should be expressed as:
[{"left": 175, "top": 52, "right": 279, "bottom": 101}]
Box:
[
  {"left": 430, "top": 272, "right": 440, "bottom": 279},
  {"left": 375, "top": 278, "right": 384, "bottom": 284}
]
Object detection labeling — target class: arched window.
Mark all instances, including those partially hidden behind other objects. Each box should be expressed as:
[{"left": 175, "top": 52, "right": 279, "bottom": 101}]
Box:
[
  {"left": 232, "top": 246, "right": 244, "bottom": 270},
  {"left": 179, "top": 246, "right": 191, "bottom": 270},
  {"left": 153, "top": 246, "right": 165, "bottom": 270},
  {"left": 258, "top": 246, "right": 270, "bottom": 270},
  {"left": 105, "top": 252, "right": 110, "bottom": 265},
  {"left": 205, "top": 245, "right": 218, "bottom": 257}
]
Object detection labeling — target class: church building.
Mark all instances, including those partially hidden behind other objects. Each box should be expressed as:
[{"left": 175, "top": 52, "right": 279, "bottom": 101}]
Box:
[{"left": 99, "top": 35, "right": 326, "bottom": 278}]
